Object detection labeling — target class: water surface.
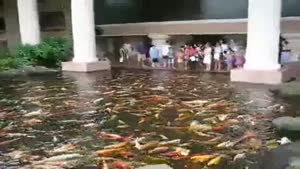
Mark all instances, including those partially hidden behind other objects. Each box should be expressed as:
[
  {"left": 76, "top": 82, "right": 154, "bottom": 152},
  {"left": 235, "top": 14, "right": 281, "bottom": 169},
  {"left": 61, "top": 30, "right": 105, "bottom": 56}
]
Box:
[{"left": 0, "top": 69, "right": 288, "bottom": 169}]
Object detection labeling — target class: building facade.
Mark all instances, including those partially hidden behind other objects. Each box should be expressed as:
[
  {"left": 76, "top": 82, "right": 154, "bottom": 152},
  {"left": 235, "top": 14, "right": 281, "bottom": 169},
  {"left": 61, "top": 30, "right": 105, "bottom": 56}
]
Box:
[
  {"left": 96, "top": 0, "right": 300, "bottom": 63},
  {"left": 0, "top": 0, "right": 71, "bottom": 51},
  {"left": 95, "top": 0, "right": 300, "bottom": 24}
]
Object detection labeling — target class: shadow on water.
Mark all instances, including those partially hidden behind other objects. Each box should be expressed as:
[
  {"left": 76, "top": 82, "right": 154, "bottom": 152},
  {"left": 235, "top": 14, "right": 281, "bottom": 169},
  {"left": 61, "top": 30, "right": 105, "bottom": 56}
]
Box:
[{"left": 0, "top": 69, "right": 295, "bottom": 169}]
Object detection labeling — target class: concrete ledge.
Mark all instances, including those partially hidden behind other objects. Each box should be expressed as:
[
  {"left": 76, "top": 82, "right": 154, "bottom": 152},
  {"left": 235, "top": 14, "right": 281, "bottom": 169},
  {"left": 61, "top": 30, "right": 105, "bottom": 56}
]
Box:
[
  {"left": 282, "top": 61, "right": 300, "bottom": 81},
  {"left": 230, "top": 69, "right": 284, "bottom": 85},
  {"left": 97, "top": 17, "right": 300, "bottom": 36},
  {"left": 62, "top": 61, "right": 111, "bottom": 72}
]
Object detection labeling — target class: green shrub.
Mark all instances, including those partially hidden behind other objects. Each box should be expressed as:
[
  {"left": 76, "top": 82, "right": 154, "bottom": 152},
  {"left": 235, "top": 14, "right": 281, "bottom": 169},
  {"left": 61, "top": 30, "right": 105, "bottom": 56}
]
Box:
[
  {"left": 16, "top": 37, "right": 72, "bottom": 68},
  {"left": 14, "top": 45, "right": 37, "bottom": 65},
  {"left": 0, "top": 56, "right": 25, "bottom": 71}
]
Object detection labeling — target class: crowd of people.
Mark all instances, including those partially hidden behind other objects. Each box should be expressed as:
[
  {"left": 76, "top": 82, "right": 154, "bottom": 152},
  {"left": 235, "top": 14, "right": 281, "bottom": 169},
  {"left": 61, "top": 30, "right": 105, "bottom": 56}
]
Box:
[{"left": 119, "top": 39, "right": 246, "bottom": 71}]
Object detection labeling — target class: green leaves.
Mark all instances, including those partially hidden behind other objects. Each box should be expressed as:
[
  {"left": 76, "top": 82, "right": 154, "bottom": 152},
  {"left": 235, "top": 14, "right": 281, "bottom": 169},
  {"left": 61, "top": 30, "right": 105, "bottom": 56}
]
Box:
[
  {"left": 15, "top": 37, "right": 72, "bottom": 68},
  {"left": 0, "top": 56, "right": 26, "bottom": 71}
]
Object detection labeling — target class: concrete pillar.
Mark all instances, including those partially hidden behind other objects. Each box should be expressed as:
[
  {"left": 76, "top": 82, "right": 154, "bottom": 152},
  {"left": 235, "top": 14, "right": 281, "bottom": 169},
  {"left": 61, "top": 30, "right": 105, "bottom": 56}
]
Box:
[
  {"left": 62, "top": 0, "right": 110, "bottom": 72},
  {"left": 148, "top": 34, "right": 170, "bottom": 58},
  {"left": 244, "top": 0, "right": 281, "bottom": 70},
  {"left": 231, "top": 0, "right": 286, "bottom": 84},
  {"left": 148, "top": 34, "right": 170, "bottom": 48},
  {"left": 17, "top": 0, "right": 40, "bottom": 45},
  {"left": 71, "top": 0, "right": 97, "bottom": 63}
]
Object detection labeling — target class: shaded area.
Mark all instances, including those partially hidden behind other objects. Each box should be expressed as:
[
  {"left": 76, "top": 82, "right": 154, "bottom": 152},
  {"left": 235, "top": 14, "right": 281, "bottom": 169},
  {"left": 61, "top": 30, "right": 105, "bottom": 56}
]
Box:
[{"left": 95, "top": 0, "right": 300, "bottom": 24}]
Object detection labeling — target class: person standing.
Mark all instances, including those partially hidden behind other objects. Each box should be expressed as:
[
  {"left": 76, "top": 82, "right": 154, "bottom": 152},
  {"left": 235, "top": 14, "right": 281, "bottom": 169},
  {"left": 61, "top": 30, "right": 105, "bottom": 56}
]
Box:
[
  {"left": 198, "top": 43, "right": 205, "bottom": 69},
  {"left": 168, "top": 46, "right": 175, "bottom": 69},
  {"left": 214, "top": 43, "right": 222, "bottom": 71},
  {"left": 224, "top": 50, "right": 234, "bottom": 71},
  {"left": 184, "top": 44, "right": 189, "bottom": 70},
  {"left": 234, "top": 49, "right": 246, "bottom": 68},
  {"left": 161, "top": 43, "right": 171, "bottom": 68},
  {"left": 204, "top": 43, "right": 212, "bottom": 71},
  {"left": 176, "top": 46, "right": 185, "bottom": 70},
  {"left": 187, "top": 45, "right": 197, "bottom": 71},
  {"left": 137, "top": 42, "right": 147, "bottom": 67},
  {"left": 220, "top": 40, "right": 229, "bottom": 55},
  {"left": 149, "top": 45, "right": 160, "bottom": 68}
]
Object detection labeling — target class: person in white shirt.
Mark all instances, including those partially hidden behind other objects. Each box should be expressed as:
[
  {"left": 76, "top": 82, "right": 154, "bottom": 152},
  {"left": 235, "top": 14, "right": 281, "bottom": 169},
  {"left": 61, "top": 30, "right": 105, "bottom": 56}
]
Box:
[
  {"left": 168, "top": 46, "right": 175, "bottom": 69},
  {"left": 214, "top": 42, "right": 222, "bottom": 71},
  {"left": 204, "top": 43, "right": 212, "bottom": 71},
  {"left": 161, "top": 43, "right": 171, "bottom": 68}
]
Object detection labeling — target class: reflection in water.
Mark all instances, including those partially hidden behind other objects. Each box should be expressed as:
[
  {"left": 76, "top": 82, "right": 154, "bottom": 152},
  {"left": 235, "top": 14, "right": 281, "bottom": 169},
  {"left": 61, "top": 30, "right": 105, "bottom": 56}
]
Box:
[
  {"left": 0, "top": 70, "right": 289, "bottom": 169},
  {"left": 63, "top": 72, "right": 98, "bottom": 92}
]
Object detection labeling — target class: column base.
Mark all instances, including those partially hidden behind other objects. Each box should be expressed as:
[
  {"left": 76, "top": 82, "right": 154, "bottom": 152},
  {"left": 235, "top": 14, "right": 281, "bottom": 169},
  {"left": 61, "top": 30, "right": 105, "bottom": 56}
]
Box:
[
  {"left": 62, "top": 61, "right": 111, "bottom": 72},
  {"left": 231, "top": 62, "right": 300, "bottom": 84},
  {"left": 230, "top": 69, "right": 286, "bottom": 85}
]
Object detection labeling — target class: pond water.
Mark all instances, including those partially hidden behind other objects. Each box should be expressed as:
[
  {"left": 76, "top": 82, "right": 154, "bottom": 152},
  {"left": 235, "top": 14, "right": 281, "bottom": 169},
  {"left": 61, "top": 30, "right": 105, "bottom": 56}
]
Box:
[{"left": 0, "top": 69, "right": 289, "bottom": 169}]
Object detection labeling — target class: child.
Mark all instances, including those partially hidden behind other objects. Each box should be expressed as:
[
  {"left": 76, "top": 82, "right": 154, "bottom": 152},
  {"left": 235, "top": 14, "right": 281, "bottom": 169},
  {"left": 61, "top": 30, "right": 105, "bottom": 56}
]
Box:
[
  {"left": 136, "top": 42, "right": 147, "bottom": 67},
  {"left": 187, "top": 46, "right": 197, "bottom": 70},
  {"left": 191, "top": 46, "right": 198, "bottom": 71},
  {"left": 161, "top": 43, "right": 171, "bottom": 68},
  {"left": 234, "top": 55, "right": 245, "bottom": 68},
  {"left": 224, "top": 50, "right": 234, "bottom": 71},
  {"left": 149, "top": 45, "right": 160, "bottom": 68},
  {"left": 234, "top": 50, "right": 245, "bottom": 68},
  {"left": 204, "top": 43, "right": 212, "bottom": 71},
  {"left": 198, "top": 44, "right": 205, "bottom": 68},
  {"left": 168, "top": 46, "right": 175, "bottom": 69},
  {"left": 184, "top": 45, "right": 190, "bottom": 70},
  {"left": 214, "top": 43, "right": 222, "bottom": 71},
  {"left": 176, "top": 47, "right": 185, "bottom": 70}
]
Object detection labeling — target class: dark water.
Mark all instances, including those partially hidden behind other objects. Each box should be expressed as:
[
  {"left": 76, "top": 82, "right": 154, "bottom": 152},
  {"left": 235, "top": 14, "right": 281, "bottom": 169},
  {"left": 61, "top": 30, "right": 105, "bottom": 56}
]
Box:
[{"left": 0, "top": 69, "right": 291, "bottom": 169}]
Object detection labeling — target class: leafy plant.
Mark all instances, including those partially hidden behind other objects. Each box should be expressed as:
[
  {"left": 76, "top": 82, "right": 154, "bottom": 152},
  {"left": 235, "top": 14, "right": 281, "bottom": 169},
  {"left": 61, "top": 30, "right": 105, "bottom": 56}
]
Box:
[
  {"left": 15, "top": 44, "right": 38, "bottom": 65},
  {"left": 0, "top": 51, "right": 26, "bottom": 71},
  {"left": 15, "top": 37, "right": 72, "bottom": 68},
  {"left": 35, "top": 37, "right": 72, "bottom": 67},
  {"left": 0, "top": 37, "right": 72, "bottom": 71}
]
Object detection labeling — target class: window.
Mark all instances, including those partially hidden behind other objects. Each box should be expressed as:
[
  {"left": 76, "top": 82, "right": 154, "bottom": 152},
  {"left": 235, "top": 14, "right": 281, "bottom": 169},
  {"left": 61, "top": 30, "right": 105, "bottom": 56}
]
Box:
[
  {"left": 0, "top": 40, "right": 8, "bottom": 50},
  {"left": 0, "top": 17, "right": 6, "bottom": 32},
  {"left": 39, "top": 12, "right": 66, "bottom": 31},
  {"left": 0, "top": 0, "right": 3, "bottom": 10}
]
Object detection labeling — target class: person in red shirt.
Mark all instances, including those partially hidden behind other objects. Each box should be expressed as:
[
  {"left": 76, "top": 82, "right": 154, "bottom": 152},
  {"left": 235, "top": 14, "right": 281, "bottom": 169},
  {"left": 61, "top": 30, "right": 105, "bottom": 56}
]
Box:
[
  {"left": 187, "top": 46, "right": 196, "bottom": 58},
  {"left": 187, "top": 45, "right": 197, "bottom": 70}
]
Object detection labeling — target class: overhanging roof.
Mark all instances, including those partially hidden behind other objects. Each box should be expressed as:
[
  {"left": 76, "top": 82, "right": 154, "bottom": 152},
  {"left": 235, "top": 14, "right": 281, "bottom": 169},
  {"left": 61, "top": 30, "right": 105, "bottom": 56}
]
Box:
[{"left": 97, "top": 17, "right": 300, "bottom": 37}]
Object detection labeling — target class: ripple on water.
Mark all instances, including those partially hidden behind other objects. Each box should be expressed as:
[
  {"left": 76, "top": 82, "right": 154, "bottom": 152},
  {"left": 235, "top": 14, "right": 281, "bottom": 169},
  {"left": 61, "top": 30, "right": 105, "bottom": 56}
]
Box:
[{"left": 0, "top": 69, "right": 289, "bottom": 169}]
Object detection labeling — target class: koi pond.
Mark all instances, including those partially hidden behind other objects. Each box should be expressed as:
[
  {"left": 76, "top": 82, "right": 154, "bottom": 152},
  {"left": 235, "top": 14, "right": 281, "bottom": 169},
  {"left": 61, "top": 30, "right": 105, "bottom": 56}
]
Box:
[{"left": 0, "top": 69, "right": 290, "bottom": 169}]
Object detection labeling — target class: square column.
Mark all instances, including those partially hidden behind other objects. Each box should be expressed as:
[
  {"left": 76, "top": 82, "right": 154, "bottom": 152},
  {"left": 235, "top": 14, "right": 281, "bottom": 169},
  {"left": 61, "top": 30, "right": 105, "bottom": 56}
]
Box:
[
  {"left": 148, "top": 34, "right": 170, "bottom": 47},
  {"left": 148, "top": 33, "right": 170, "bottom": 57},
  {"left": 17, "top": 0, "right": 41, "bottom": 45},
  {"left": 231, "top": 0, "right": 283, "bottom": 84},
  {"left": 62, "top": 0, "right": 110, "bottom": 72}
]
